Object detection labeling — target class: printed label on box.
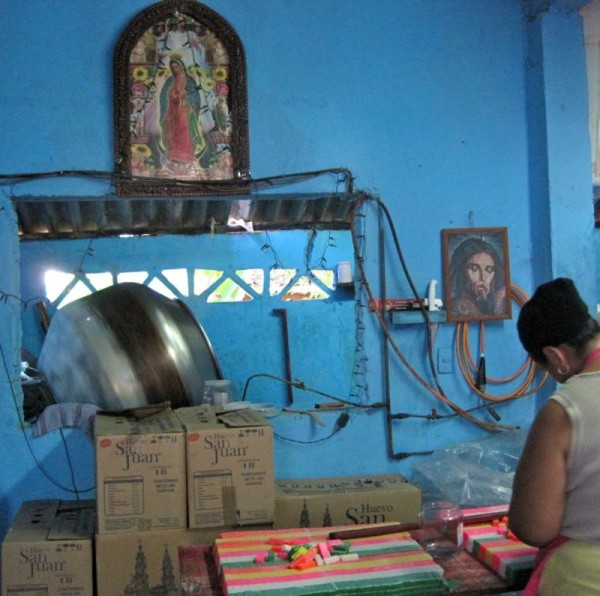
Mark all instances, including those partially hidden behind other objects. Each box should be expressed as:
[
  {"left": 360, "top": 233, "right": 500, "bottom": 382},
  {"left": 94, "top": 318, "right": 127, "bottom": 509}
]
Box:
[
  {"left": 104, "top": 475, "right": 144, "bottom": 516},
  {"left": 176, "top": 405, "right": 275, "bottom": 528},
  {"left": 274, "top": 475, "right": 422, "bottom": 529},
  {"left": 193, "top": 469, "right": 234, "bottom": 526},
  {"left": 6, "top": 584, "right": 49, "bottom": 595},
  {"left": 94, "top": 409, "right": 187, "bottom": 534}
]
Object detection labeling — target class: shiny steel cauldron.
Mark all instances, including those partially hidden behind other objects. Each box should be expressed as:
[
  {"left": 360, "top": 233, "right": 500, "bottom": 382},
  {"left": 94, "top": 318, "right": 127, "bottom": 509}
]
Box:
[{"left": 38, "top": 283, "right": 222, "bottom": 410}]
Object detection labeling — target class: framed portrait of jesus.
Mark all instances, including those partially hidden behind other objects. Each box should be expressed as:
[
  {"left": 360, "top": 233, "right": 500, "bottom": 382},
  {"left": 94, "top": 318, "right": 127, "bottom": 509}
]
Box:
[{"left": 442, "top": 227, "right": 512, "bottom": 322}]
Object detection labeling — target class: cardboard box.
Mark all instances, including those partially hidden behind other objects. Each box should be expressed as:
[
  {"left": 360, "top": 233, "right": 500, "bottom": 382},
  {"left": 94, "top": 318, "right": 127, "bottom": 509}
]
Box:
[
  {"left": 95, "top": 524, "right": 269, "bottom": 595},
  {"left": 1, "top": 499, "right": 95, "bottom": 596},
  {"left": 95, "top": 528, "right": 204, "bottom": 595},
  {"left": 176, "top": 405, "right": 275, "bottom": 528},
  {"left": 273, "top": 474, "right": 422, "bottom": 529},
  {"left": 95, "top": 407, "right": 187, "bottom": 534}
]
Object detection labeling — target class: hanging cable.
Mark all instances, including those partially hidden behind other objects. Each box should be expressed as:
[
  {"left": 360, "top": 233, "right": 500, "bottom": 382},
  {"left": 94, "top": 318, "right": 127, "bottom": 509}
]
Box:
[
  {"left": 350, "top": 194, "right": 507, "bottom": 431},
  {"left": 475, "top": 321, "right": 486, "bottom": 392},
  {"left": 350, "top": 194, "right": 544, "bottom": 432},
  {"left": 0, "top": 166, "right": 355, "bottom": 194},
  {"left": 0, "top": 338, "right": 94, "bottom": 495}
]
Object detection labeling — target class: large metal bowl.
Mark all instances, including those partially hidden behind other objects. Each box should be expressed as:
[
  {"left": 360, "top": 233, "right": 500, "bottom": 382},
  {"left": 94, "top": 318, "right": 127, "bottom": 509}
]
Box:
[{"left": 38, "top": 283, "right": 222, "bottom": 410}]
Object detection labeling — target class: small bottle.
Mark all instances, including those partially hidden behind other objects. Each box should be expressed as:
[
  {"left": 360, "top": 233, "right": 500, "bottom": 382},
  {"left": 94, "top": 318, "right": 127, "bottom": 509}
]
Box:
[{"left": 202, "top": 380, "right": 232, "bottom": 407}]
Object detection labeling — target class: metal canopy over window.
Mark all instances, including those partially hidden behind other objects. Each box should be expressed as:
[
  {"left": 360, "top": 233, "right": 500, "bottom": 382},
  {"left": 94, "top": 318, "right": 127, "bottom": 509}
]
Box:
[{"left": 12, "top": 191, "right": 361, "bottom": 240}]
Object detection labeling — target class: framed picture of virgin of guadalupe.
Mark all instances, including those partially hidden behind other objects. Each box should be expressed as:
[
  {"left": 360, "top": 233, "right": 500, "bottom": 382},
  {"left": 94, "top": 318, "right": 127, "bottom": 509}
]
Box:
[
  {"left": 114, "top": 0, "right": 250, "bottom": 196},
  {"left": 441, "top": 227, "right": 512, "bottom": 322}
]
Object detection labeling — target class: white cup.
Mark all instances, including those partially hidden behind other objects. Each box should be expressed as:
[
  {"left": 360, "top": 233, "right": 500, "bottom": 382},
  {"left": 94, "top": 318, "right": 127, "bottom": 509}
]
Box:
[{"left": 337, "top": 261, "right": 353, "bottom": 284}]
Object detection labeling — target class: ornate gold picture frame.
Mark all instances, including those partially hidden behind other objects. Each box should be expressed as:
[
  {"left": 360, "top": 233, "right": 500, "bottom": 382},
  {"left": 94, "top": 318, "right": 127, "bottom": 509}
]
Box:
[{"left": 114, "top": 0, "right": 250, "bottom": 196}]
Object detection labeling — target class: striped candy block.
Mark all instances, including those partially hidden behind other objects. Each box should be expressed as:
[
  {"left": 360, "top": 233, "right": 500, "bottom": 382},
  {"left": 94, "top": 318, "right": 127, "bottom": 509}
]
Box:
[
  {"left": 463, "top": 523, "right": 538, "bottom": 586},
  {"left": 214, "top": 524, "right": 449, "bottom": 595}
]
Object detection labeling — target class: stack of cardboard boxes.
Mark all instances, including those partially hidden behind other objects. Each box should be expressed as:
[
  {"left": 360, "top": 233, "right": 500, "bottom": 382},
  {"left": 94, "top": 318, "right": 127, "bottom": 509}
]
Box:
[
  {"left": 1, "top": 404, "right": 424, "bottom": 595},
  {"left": 1, "top": 404, "right": 275, "bottom": 595},
  {"left": 94, "top": 405, "right": 275, "bottom": 594}
]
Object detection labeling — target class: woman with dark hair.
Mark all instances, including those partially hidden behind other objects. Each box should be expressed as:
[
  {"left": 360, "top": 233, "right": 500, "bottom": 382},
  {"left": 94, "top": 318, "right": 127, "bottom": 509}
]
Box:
[
  {"left": 510, "top": 277, "right": 600, "bottom": 594},
  {"left": 449, "top": 237, "right": 506, "bottom": 317}
]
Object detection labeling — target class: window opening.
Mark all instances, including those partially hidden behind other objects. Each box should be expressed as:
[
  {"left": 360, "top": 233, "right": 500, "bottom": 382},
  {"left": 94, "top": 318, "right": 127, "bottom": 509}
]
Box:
[
  {"left": 312, "top": 269, "right": 335, "bottom": 289},
  {"left": 283, "top": 273, "right": 330, "bottom": 301},
  {"left": 44, "top": 270, "right": 75, "bottom": 303},
  {"left": 44, "top": 270, "right": 98, "bottom": 309},
  {"left": 269, "top": 269, "right": 296, "bottom": 296},
  {"left": 147, "top": 277, "right": 177, "bottom": 299},
  {"left": 87, "top": 272, "right": 115, "bottom": 292},
  {"left": 57, "top": 280, "right": 94, "bottom": 309},
  {"left": 117, "top": 271, "right": 149, "bottom": 285},
  {"left": 235, "top": 268, "right": 263, "bottom": 294},
  {"left": 44, "top": 266, "right": 338, "bottom": 309},
  {"left": 162, "top": 268, "right": 190, "bottom": 296},
  {"left": 193, "top": 268, "right": 223, "bottom": 295},
  {"left": 207, "top": 277, "right": 252, "bottom": 303}
]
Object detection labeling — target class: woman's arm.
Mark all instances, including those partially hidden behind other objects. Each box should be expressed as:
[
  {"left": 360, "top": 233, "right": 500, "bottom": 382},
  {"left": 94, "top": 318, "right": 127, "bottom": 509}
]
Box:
[{"left": 509, "top": 399, "right": 571, "bottom": 546}]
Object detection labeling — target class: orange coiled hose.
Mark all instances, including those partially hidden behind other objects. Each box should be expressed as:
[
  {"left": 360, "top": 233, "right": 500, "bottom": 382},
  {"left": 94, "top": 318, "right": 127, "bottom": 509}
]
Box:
[{"left": 455, "top": 283, "right": 549, "bottom": 402}]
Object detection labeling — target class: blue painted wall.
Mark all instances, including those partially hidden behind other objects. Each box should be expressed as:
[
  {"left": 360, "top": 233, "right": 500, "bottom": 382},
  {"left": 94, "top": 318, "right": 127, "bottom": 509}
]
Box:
[{"left": 0, "top": 0, "right": 596, "bottom": 540}]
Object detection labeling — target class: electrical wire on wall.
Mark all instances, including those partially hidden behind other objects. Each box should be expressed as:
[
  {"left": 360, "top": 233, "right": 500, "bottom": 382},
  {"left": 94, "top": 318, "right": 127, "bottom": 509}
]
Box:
[
  {"left": 3, "top": 166, "right": 373, "bottom": 454},
  {"left": 349, "top": 193, "right": 548, "bottom": 453},
  {"left": 240, "top": 372, "right": 386, "bottom": 445},
  {"left": 0, "top": 166, "right": 356, "bottom": 195},
  {"left": 0, "top": 337, "right": 93, "bottom": 497},
  {"left": 2, "top": 166, "right": 548, "bottom": 456},
  {"left": 0, "top": 204, "right": 82, "bottom": 491},
  {"left": 349, "top": 195, "right": 370, "bottom": 404}
]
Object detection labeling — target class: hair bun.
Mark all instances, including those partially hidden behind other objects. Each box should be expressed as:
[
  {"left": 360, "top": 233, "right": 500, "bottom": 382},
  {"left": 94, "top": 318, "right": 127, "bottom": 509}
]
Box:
[{"left": 517, "top": 277, "right": 591, "bottom": 359}]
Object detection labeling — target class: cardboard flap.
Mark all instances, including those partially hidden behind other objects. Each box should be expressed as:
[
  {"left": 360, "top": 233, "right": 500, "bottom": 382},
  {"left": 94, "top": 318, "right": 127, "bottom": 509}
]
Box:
[
  {"left": 95, "top": 406, "right": 184, "bottom": 435},
  {"left": 99, "top": 401, "right": 172, "bottom": 419},
  {"left": 48, "top": 502, "right": 96, "bottom": 540},
  {"left": 217, "top": 408, "right": 270, "bottom": 427},
  {"left": 276, "top": 474, "right": 415, "bottom": 495},
  {"left": 3, "top": 500, "right": 60, "bottom": 541},
  {"left": 3, "top": 500, "right": 96, "bottom": 543},
  {"left": 175, "top": 406, "right": 217, "bottom": 431}
]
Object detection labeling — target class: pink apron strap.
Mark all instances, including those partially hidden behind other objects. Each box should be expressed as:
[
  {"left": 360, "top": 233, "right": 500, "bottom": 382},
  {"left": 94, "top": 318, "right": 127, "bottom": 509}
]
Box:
[{"left": 522, "top": 535, "right": 570, "bottom": 596}]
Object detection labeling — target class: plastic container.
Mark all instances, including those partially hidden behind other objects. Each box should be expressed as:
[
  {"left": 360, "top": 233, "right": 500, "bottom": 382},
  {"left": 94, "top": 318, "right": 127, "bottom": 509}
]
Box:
[
  {"left": 337, "top": 261, "right": 353, "bottom": 284},
  {"left": 418, "top": 500, "right": 464, "bottom": 558},
  {"left": 202, "top": 380, "right": 233, "bottom": 406}
]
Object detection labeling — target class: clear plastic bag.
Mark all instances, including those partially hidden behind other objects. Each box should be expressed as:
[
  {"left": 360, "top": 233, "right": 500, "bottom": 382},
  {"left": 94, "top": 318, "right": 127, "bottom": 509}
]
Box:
[{"left": 411, "top": 430, "right": 527, "bottom": 507}]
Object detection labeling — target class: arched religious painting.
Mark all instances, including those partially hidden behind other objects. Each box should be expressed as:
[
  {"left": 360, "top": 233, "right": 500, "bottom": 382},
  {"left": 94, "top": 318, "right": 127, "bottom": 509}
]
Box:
[{"left": 114, "top": 0, "right": 250, "bottom": 196}]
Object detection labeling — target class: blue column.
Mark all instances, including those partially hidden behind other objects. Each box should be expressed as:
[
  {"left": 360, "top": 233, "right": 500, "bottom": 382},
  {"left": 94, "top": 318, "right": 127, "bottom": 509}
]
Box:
[{"left": 525, "top": 1, "right": 596, "bottom": 308}]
